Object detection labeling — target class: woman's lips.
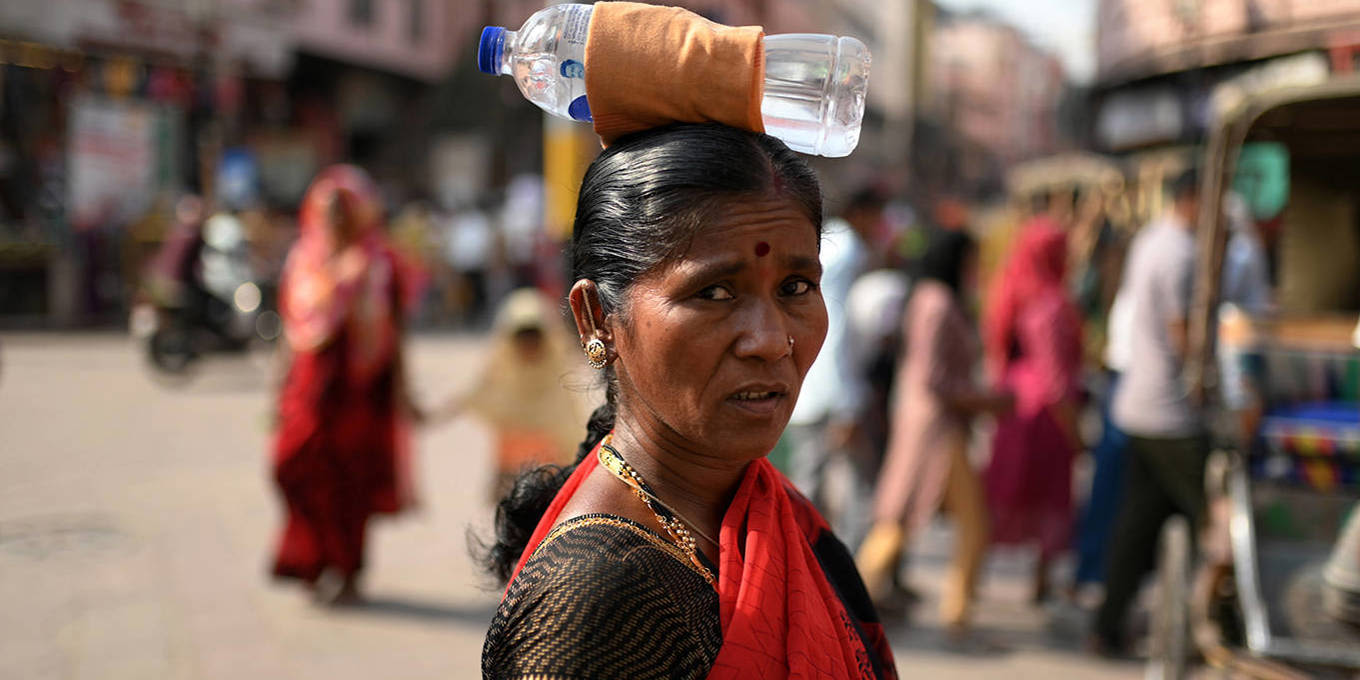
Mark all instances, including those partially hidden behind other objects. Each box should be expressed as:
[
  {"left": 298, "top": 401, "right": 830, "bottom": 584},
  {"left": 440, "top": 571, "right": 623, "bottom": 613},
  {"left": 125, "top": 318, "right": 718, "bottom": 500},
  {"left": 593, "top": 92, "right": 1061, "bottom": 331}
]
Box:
[{"left": 726, "top": 388, "right": 788, "bottom": 416}]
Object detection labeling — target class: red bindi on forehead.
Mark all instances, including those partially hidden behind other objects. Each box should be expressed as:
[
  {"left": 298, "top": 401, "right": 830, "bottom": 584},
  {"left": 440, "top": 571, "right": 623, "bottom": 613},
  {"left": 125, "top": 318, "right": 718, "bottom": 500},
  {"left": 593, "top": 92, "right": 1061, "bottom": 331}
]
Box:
[{"left": 754, "top": 241, "right": 771, "bottom": 257}]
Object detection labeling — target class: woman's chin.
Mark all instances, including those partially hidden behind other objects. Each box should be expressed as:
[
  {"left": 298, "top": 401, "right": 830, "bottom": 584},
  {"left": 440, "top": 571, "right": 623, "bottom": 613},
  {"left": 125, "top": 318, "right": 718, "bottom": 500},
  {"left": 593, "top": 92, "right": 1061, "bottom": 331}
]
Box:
[{"left": 709, "top": 420, "right": 789, "bottom": 462}]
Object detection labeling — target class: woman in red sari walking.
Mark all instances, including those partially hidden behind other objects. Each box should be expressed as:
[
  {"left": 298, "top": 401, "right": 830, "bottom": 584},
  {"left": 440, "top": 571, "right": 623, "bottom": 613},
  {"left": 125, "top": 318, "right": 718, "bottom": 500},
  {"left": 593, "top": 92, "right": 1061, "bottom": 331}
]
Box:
[
  {"left": 983, "top": 219, "right": 1084, "bottom": 603},
  {"left": 270, "top": 165, "right": 424, "bottom": 604}
]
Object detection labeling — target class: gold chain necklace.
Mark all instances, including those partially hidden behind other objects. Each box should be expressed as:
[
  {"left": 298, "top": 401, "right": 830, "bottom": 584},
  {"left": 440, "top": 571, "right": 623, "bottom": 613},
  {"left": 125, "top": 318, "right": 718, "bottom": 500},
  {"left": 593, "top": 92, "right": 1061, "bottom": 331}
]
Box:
[{"left": 597, "top": 435, "right": 717, "bottom": 585}]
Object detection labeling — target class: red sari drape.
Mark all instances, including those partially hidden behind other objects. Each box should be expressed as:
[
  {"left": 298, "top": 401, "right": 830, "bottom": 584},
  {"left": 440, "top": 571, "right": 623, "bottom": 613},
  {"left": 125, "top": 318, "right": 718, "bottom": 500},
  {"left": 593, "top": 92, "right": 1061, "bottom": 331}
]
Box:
[
  {"left": 506, "top": 443, "right": 898, "bottom": 679},
  {"left": 270, "top": 165, "right": 421, "bottom": 582},
  {"left": 983, "top": 222, "right": 1083, "bottom": 558}
]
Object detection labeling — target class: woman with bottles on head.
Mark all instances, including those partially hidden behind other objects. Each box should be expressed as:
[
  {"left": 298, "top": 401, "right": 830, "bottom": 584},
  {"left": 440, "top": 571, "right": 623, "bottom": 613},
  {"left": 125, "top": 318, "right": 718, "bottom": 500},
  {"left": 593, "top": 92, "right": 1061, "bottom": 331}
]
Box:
[
  {"left": 480, "top": 123, "right": 897, "bottom": 678},
  {"left": 479, "top": 4, "right": 890, "bottom": 674}
]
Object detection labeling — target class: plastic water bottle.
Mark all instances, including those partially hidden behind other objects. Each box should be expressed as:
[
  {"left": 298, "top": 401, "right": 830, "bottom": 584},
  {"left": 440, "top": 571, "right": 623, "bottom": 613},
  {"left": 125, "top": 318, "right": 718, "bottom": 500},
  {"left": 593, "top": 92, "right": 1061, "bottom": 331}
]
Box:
[
  {"left": 761, "top": 34, "right": 871, "bottom": 157},
  {"left": 477, "top": 5, "right": 872, "bottom": 158},
  {"left": 478, "top": 4, "right": 594, "bottom": 123}
]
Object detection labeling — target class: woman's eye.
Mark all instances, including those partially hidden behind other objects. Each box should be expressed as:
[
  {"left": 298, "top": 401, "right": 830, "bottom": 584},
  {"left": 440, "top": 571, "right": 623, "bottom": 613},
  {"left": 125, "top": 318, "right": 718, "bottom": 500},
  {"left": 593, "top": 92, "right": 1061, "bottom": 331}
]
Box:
[
  {"left": 698, "top": 285, "right": 735, "bottom": 301},
  {"left": 781, "top": 279, "right": 814, "bottom": 296}
]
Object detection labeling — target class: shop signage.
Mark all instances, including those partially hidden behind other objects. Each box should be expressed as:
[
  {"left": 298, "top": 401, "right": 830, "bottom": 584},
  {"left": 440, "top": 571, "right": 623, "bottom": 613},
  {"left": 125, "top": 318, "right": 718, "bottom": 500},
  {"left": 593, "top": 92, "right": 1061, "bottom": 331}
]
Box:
[{"left": 67, "top": 95, "right": 157, "bottom": 229}]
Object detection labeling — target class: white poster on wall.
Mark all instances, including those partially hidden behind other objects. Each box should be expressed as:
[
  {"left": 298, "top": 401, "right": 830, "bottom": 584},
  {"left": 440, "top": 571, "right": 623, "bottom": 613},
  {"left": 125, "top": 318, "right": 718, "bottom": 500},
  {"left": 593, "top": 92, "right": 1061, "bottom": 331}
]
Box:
[{"left": 67, "top": 95, "right": 157, "bottom": 230}]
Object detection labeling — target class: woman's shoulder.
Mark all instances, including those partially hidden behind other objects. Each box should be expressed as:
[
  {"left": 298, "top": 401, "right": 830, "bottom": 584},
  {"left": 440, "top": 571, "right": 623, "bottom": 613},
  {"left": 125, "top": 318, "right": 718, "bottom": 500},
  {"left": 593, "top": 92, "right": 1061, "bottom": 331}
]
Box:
[
  {"left": 530, "top": 513, "right": 713, "bottom": 582},
  {"left": 483, "top": 514, "right": 721, "bottom": 679}
]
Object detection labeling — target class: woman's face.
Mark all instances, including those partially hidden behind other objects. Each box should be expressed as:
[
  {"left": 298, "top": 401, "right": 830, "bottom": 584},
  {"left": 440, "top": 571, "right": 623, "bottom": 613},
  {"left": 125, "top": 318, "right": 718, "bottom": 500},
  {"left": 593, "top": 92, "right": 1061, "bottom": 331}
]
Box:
[
  {"left": 325, "top": 195, "right": 358, "bottom": 249},
  {"left": 609, "top": 196, "right": 827, "bottom": 461},
  {"left": 512, "top": 327, "right": 545, "bottom": 363}
]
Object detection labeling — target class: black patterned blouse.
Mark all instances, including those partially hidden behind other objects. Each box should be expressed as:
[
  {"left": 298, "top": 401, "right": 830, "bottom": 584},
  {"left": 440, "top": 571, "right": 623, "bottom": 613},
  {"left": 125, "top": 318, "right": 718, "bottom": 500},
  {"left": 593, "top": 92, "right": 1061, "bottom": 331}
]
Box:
[{"left": 482, "top": 514, "right": 723, "bottom": 679}]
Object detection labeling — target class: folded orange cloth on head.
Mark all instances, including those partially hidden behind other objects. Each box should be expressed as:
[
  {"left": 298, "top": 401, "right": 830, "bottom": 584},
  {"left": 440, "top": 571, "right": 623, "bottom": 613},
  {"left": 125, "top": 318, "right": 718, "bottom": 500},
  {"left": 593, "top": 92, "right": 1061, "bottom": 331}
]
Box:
[{"left": 585, "top": 2, "right": 765, "bottom": 145}]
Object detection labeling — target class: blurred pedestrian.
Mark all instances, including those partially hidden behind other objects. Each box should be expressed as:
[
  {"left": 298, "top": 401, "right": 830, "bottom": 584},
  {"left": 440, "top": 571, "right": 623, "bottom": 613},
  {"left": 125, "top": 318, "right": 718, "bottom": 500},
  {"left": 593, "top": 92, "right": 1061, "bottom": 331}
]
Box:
[
  {"left": 445, "top": 201, "right": 495, "bottom": 327},
  {"left": 1220, "top": 191, "right": 1272, "bottom": 314},
  {"left": 439, "top": 288, "right": 582, "bottom": 500},
  {"left": 1216, "top": 192, "right": 1274, "bottom": 437},
  {"left": 786, "top": 186, "right": 886, "bottom": 546},
  {"left": 1071, "top": 291, "right": 1132, "bottom": 600},
  {"left": 1078, "top": 192, "right": 1269, "bottom": 605},
  {"left": 983, "top": 221, "right": 1084, "bottom": 604},
  {"left": 142, "top": 195, "right": 206, "bottom": 310},
  {"left": 269, "top": 165, "right": 425, "bottom": 605},
  {"left": 501, "top": 175, "right": 546, "bottom": 289},
  {"left": 1093, "top": 168, "right": 1206, "bottom": 655},
  {"left": 856, "top": 231, "right": 1013, "bottom": 635}
]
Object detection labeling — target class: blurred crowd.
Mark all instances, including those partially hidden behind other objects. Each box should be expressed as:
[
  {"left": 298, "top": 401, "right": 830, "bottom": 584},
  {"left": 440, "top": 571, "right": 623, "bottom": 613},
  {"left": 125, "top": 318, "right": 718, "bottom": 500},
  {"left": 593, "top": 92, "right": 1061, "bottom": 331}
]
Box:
[
  {"left": 130, "top": 131, "right": 1287, "bottom": 649},
  {"left": 136, "top": 155, "right": 1234, "bottom": 641},
  {"left": 764, "top": 166, "right": 1276, "bottom": 654}
]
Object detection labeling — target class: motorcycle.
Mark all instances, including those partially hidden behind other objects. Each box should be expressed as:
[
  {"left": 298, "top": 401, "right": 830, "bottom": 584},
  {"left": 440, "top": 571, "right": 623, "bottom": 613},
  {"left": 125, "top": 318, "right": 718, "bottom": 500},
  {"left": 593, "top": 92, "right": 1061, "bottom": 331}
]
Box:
[{"left": 131, "top": 212, "right": 281, "bottom": 377}]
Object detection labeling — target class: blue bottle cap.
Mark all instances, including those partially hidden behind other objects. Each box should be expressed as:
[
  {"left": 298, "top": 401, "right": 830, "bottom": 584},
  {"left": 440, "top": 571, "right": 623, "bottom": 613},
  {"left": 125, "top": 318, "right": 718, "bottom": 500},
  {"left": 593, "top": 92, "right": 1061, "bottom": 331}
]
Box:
[
  {"left": 478, "top": 27, "right": 506, "bottom": 75},
  {"left": 568, "top": 95, "right": 592, "bottom": 122}
]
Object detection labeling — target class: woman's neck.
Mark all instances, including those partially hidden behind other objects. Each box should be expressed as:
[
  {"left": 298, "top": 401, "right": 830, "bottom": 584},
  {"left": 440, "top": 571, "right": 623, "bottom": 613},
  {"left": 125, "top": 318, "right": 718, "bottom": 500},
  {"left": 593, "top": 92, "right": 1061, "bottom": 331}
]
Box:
[{"left": 607, "top": 415, "right": 748, "bottom": 543}]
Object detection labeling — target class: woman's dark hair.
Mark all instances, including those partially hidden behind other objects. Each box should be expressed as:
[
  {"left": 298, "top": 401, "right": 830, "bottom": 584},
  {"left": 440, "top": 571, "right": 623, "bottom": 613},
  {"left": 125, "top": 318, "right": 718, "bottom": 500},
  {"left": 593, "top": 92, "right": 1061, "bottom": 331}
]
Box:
[
  {"left": 917, "top": 230, "right": 976, "bottom": 296},
  {"left": 482, "top": 123, "right": 822, "bottom": 582}
]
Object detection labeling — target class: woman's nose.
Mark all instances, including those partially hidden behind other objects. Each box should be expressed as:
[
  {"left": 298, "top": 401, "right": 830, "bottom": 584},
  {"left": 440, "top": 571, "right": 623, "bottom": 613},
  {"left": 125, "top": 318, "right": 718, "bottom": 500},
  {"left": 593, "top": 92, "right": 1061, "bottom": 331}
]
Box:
[{"left": 732, "top": 300, "right": 792, "bottom": 362}]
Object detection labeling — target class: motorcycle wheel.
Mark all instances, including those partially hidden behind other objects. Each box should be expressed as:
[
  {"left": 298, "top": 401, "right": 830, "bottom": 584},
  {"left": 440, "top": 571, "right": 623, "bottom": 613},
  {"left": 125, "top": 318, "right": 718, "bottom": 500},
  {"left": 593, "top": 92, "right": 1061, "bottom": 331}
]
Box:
[
  {"left": 255, "top": 310, "right": 282, "bottom": 343},
  {"left": 148, "top": 325, "right": 196, "bottom": 375}
]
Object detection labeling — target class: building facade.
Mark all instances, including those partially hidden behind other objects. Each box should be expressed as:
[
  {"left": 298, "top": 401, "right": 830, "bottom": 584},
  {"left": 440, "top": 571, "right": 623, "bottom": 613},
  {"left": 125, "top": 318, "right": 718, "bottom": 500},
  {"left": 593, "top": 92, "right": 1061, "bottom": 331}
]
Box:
[
  {"left": 928, "top": 13, "right": 1066, "bottom": 164},
  {"left": 1093, "top": 0, "right": 1360, "bottom": 151},
  {"left": 1098, "top": 0, "right": 1360, "bottom": 85},
  {"left": 291, "top": 0, "right": 459, "bottom": 82},
  {"left": 0, "top": 0, "right": 969, "bottom": 323},
  {"left": 0, "top": 0, "right": 301, "bottom": 323}
]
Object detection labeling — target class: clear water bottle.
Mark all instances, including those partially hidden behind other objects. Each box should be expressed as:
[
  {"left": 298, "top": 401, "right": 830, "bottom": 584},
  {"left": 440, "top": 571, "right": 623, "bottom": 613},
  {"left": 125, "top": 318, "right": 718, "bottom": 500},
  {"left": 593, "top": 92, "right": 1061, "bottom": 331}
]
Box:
[
  {"left": 761, "top": 34, "right": 871, "bottom": 157},
  {"left": 478, "top": 4, "right": 594, "bottom": 123},
  {"left": 477, "top": 6, "right": 872, "bottom": 158}
]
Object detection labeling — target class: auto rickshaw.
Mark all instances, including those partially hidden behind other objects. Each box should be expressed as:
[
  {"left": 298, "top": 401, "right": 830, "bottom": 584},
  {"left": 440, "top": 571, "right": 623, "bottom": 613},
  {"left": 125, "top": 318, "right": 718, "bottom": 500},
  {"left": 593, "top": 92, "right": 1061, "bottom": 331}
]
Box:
[{"left": 1156, "top": 76, "right": 1360, "bottom": 679}]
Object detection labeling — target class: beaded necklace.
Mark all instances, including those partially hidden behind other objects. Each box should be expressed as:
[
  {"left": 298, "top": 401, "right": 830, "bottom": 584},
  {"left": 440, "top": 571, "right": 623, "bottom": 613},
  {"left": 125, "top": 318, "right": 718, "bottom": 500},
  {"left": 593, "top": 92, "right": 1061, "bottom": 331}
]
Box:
[{"left": 598, "top": 435, "right": 717, "bottom": 585}]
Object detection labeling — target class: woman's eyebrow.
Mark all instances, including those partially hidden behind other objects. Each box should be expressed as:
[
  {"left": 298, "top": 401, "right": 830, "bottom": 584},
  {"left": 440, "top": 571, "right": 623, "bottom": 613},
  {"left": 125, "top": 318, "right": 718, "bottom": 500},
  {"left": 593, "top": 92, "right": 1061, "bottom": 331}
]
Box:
[
  {"left": 683, "top": 259, "right": 746, "bottom": 281},
  {"left": 784, "top": 254, "right": 822, "bottom": 275},
  {"left": 679, "top": 253, "right": 820, "bottom": 281}
]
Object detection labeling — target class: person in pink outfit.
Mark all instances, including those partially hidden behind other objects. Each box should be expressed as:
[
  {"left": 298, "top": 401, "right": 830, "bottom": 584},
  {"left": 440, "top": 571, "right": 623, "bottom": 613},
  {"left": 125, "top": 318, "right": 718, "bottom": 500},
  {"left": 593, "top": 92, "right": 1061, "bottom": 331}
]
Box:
[
  {"left": 983, "top": 219, "right": 1084, "bottom": 603},
  {"left": 856, "top": 231, "right": 1013, "bottom": 635}
]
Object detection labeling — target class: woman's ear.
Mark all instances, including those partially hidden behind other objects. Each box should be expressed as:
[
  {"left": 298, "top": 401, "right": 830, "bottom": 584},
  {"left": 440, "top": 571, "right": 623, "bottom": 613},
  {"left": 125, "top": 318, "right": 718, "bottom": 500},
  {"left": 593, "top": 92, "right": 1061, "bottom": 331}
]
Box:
[
  {"left": 569, "top": 280, "right": 618, "bottom": 368},
  {"left": 568, "top": 279, "right": 611, "bottom": 345}
]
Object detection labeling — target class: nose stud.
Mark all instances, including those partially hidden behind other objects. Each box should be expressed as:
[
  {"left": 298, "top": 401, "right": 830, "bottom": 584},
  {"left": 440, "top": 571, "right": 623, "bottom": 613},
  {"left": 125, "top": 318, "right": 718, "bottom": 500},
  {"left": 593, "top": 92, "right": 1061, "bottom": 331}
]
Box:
[{"left": 787, "top": 336, "right": 795, "bottom": 349}]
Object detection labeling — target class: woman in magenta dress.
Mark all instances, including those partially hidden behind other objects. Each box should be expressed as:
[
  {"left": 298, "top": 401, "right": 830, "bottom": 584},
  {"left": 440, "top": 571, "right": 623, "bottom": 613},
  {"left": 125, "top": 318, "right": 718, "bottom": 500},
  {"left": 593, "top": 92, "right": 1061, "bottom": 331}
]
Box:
[
  {"left": 983, "top": 219, "right": 1083, "bottom": 602},
  {"left": 270, "top": 165, "right": 424, "bottom": 604}
]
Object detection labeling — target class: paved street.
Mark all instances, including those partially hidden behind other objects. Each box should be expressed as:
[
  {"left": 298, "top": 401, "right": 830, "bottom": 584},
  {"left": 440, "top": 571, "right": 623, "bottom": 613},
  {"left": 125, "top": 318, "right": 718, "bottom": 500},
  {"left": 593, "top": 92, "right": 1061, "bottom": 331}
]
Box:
[{"left": 1, "top": 333, "right": 1142, "bottom": 678}]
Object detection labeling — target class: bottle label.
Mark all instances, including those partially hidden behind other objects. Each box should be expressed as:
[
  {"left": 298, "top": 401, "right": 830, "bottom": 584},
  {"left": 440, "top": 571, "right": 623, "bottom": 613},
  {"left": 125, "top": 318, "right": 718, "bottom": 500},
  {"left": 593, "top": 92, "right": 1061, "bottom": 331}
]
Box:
[
  {"left": 563, "top": 5, "right": 591, "bottom": 47},
  {"left": 560, "top": 60, "right": 585, "bottom": 79}
]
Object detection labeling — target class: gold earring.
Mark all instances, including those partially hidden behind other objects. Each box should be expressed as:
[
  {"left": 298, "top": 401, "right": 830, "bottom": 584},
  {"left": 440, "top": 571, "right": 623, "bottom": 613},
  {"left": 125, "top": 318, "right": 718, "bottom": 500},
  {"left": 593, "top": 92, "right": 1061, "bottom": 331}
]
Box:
[{"left": 584, "top": 338, "right": 608, "bottom": 369}]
